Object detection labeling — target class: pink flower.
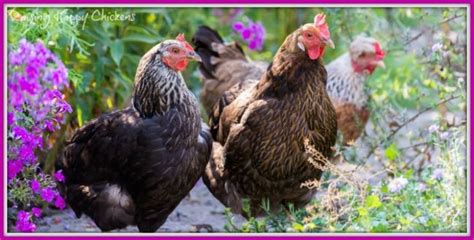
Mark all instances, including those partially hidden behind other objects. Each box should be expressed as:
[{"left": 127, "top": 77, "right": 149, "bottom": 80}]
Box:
[
  {"left": 43, "top": 120, "right": 56, "bottom": 131},
  {"left": 30, "top": 179, "right": 41, "bottom": 193},
  {"left": 8, "top": 112, "right": 14, "bottom": 125},
  {"left": 40, "top": 187, "right": 55, "bottom": 203},
  {"left": 54, "top": 195, "right": 66, "bottom": 210},
  {"left": 31, "top": 207, "right": 41, "bottom": 218},
  {"left": 54, "top": 170, "right": 65, "bottom": 182},
  {"left": 8, "top": 160, "right": 24, "bottom": 180},
  {"left": 232, "top": 19, "right": 266, "bottom": 51},
  {"left": 15, "top": 211, "right": 37, "bottom": 232}
]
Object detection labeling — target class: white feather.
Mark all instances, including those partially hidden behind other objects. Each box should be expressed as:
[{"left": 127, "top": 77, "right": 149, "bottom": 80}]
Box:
[{"left": 297, "top": 41, "right": 305, "bottom": 51}]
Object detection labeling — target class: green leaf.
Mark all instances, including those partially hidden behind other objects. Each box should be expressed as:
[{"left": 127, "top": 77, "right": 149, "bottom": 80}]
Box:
[
  {"left": 95, "top": 57, "right": 104, "bottom": 86},
  {"left": 292, "top": 223, "right": 304, "bottom": 232},
  {"left": 365, "top": 195, "right": 382, "bottom": 209},
  {"left": 358, "top": 207, "right": 368, "bottom": 216},
  {"left": 404, "top": 168, "right": 414, "bottom": 179},
  {"left": 110, "top": 39, "right": 124, "bottom": 66},
  {"left": 385, "top": 143, "right": 400, "bottom": 161},
  {"left": 381, "top": 184, "right": 389, "bottom": 193},
  {"left": 122, "top": 34, "right": 160, "bottom": 44}
]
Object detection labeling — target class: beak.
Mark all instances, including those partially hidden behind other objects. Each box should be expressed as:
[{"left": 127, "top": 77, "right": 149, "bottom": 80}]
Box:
[
  {"left": 187, "top": 51, "right": 202, "bottom": 62},
  {"left": 375, "top": 60, "right": 386, "bottom": 69},
  {"left": 324, "top": 38, "right": 335, "bottom": 49}
]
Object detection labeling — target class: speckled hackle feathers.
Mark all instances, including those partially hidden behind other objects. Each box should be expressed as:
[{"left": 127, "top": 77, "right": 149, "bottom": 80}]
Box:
[
  {"left": 57, "top": 39, "right": 212, "bottom": 232},
  {"left": 326, "top": 36, "right": 383, "bottom": 145}
]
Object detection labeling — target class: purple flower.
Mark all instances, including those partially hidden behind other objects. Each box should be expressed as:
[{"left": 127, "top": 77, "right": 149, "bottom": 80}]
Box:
[
  {"left": 18, "top": 145, "right": 35, "bottom": 162},
  {"left": 56, "top": 99, "right": 73, "bottom": 114},
  {"left": 8, "top": 112, "right": 14, "bottom": 125},
  {"left": 417, "top": 183, "right": 427, "bottom": 192},
  {"left": 15, "top": 211, "right": 36, "bottom": 232},
  {"left": 232, "top": 21, "right": 245, "bottom": 32},
  {"left": 40, "top": 187, "right": 55, "bottom": 203},
  {"left": 432, "top": 43, "right": 443, "bottom": 52},
  {"left": 25, "top": 64, "right": 40, "bottom": 82},
  {"left": 8, "top": 160, "right": 24, "bottom": 180},
  {"left": 388, "top": 177, "right": 408, "bottom": 193},
  {"left": 31, "top": 207, "right": 42, "bottom": 218},
  {"left": 241, "top": 29, "right": 252, "bottom": 40},
  {"left": 30, "top": 179, "right": 41, "bottom": 193},
  {"left": 8, "top": 39, "right": 72, "bottom": 232},
  {"left": 12, "top": 126, "right": 30, "bottom": 141},
  {"left": 432, "top": 169, "right": 444, "bottom": 181},
  {"left": 428, "top": 124, "right": 439, "bottom": 133},
  {"left": 232, "top": 19, "right": 266, "bottom": 51},
  {"left": 54, "top": 170, "right": 65, "bottom": 182},
  {"left": 44, "top": 120, "right": 56, "bottom": 131},
  {"left": 439, "top": 131, "right": 450, "bottom": 140},
  {"left": 54, "top": 195, "right": 66, "bottom": 210},
  {"left": 18, "top": 75, "right": 40, "bottom": 95}
]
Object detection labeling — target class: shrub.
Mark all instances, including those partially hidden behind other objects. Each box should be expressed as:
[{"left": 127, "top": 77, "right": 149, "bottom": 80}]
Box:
[{"left": 7, "top": 39, "right": 71, "bottom": 232}]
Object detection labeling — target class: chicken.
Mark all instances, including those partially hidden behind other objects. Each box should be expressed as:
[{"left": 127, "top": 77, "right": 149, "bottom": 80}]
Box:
[
  {"left": 194, "top": 28, "right": 384, "bottom": 146},
  {"left": 192, "top": 26, "right": 268, "bottom": 114},
  {"left": 57, "top": 34, "right": 212, "bottom": 232},
  {"left": 195, "top": 14, "right": 337, "bottom": 216},
  {"left": 326, "top": 36, "right": 385, "bottom": 145}
]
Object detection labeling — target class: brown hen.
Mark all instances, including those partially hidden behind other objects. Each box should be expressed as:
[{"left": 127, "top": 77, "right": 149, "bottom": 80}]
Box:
[{"left": 195, "top": 14, "right": 337, "bottom": 216}]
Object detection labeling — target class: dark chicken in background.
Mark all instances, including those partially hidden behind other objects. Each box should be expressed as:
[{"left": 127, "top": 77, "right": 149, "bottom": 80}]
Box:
[
  {"left": 57, "top": 34, "right": 212, "bottom": 232},
  {"left": 326, "top": 35, "right": 385, "bottom": 145},
  {"left": 193, "top": 14, "right": 337, "bottom": 216}
]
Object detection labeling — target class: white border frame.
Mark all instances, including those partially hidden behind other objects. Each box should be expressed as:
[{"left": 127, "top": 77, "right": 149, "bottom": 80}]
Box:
[{"left": 3, "top": 3, "right": 471, "bottom": 237}]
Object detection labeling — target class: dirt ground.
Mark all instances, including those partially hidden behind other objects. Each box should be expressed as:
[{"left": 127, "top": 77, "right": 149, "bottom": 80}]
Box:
[{"left": 35, "top": 180, "right": 246, "bottom": 233}]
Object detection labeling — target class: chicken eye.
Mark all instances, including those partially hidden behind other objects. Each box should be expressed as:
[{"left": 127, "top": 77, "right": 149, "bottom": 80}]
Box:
[
  {"left": 305, "top": 32, "right": 314, "bottom": 38},
  {"left": 171, "top": 48, "right": 180, "bottom": 54}
]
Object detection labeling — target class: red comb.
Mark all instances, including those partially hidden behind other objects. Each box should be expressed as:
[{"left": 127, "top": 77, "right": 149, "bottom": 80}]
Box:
[
  {"left": 314, "top": 13, "right": 331, "bottom": 40},
  {"left": 176, "top": 33, "right": 185, "bottom": 42},
  {"left": 373, "top": 42, "right": 385, "bottom": 60},
  {"left": 176, "top": 33, "right": 194, "bottom": 51}
]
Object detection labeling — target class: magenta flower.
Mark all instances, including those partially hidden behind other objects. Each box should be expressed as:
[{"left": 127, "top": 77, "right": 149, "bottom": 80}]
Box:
[
  {"left": 232, "top": 22, "right": 245, "bottom": 32},
  {"left": 44, "top": 120, "right": 55, "bottom": 131},
  {"left": 54, "top": 195, "right": 66, "bottom": 210},
  {"left": 8, "top": 160, "right": 24, "bottom": 180},
  {"left": 40, "top": 187, "right": 55, "bottom": 203},
  {"left": 54, "top": 170, "right": 65, "bottom": 182},
  {"left": 232, "top": 19, "right": 266, "bottom": 51},
  {"left": 30, "top": 179, "right": 41, "bottom": 193},
  {"left": 8, "top": 112, "right": 14, "bottom": 125},
  {"left": 15, "top": 211, "right": 37, "bottom": 232},
  {"left": 31, "top": 207, "right": 42, "bottom": 218},
  {"left": 8, "top": 39, "right": 71, "bottom": 232}
]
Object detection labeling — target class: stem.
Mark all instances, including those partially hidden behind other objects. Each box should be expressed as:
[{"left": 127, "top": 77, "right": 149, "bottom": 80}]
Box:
[{"left": 365, "top": 95, "right": 460, "bottom": 159}]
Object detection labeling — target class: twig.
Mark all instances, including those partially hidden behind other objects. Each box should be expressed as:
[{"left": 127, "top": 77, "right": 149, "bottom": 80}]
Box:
[
  {"left": 439, "top": 14, "right": 464, "bottom": 24},
  {"left": 388, "top": 13, "right": 465, "bottom": 53},
  {"left": 365, "top": 95, "right": 460, "bottom": 159},
  {"left": 385, "top": 95, "right": 460, "bottom": 141},
  {"left": 399, "top": 141, "right": 430, "bottom": 150}
]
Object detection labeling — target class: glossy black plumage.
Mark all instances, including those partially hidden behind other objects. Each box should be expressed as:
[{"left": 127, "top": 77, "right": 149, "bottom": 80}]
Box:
[{"left": 57, "top": 39, "right": 212, "bottom": 232}]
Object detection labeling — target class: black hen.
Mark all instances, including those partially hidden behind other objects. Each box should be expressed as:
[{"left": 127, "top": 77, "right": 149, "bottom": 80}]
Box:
[{"left": 57, "top": 35, "right": 211, "bottom": 232}]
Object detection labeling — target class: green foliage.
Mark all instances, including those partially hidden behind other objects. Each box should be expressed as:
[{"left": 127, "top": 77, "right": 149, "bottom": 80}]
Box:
[
  {"left": 6, "top": 6, "right": 467, "bottom": 233},
  {"left": 226, "top": 123, "right": 466, "bottom": 232}
]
